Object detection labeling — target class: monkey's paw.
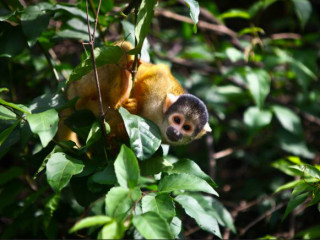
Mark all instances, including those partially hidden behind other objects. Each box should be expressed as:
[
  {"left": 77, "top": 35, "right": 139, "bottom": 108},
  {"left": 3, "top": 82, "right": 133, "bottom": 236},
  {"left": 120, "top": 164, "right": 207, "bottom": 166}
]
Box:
[{"left": 123, "top": 98, "right": 138, "bottom": 114}]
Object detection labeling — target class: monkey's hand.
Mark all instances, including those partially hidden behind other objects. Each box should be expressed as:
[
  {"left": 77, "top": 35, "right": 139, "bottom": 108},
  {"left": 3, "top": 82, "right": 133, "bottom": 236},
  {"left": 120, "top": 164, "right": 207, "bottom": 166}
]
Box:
[{"left": 123, "top": 98, "right": 138, "bottom": 114}]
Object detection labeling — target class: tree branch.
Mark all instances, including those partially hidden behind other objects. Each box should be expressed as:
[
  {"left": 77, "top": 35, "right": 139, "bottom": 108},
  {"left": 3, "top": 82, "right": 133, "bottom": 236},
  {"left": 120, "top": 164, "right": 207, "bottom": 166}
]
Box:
[{"left": 85, "top": 0, "right": 109, "bottom": 150}]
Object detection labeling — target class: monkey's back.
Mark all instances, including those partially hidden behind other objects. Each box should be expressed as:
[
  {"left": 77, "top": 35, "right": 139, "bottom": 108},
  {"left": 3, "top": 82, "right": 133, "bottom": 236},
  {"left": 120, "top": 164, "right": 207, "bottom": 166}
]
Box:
[{"left": 133, "top": 63, "right": 184, "bottom": 125}]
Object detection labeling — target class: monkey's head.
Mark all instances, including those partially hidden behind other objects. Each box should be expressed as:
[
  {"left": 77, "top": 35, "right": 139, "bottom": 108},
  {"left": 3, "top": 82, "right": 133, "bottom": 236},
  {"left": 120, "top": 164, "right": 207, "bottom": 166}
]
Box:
[{"left": 161, "top": 93, "right": 212, "bottom": 145}]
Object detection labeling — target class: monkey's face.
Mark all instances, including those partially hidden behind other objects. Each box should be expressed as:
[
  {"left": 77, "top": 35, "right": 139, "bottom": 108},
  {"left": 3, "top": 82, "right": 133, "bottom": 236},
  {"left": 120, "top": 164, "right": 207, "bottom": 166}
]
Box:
[
  {"left": 161, "top": 94, "right": 211, "bottom": 145},
  {"left": 164, "top": 113, "right": 195, "bottom": 145}
]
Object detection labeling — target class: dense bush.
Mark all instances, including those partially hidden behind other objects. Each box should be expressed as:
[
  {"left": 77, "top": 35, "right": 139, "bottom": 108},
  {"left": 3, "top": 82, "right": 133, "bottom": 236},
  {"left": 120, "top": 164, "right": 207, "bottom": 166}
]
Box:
[{"left": 0, "top": 0, "right": 319, "bottom": 239}]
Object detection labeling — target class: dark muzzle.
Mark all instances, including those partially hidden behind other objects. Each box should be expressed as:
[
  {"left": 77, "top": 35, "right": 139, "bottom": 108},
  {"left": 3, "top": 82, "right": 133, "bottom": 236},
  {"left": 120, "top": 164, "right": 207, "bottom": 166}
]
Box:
[{"left": 166, "top": 126, "right": 183, "bottom": 142}]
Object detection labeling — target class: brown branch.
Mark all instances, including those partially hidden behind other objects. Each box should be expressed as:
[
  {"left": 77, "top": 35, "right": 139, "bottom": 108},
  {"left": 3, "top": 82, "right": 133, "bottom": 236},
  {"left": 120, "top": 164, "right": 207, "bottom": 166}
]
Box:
[
  {"left": 85, "top": 0, "right": 109, "bottom": 150},
  {"left": 239, "top": 202, "right": 286, "bottom": 237},
  {"left": 270, "top": 33, "right": 301, "bottom": 40},
  {"left": 155, "top": 8, "right": 243, "bottom": 50}
]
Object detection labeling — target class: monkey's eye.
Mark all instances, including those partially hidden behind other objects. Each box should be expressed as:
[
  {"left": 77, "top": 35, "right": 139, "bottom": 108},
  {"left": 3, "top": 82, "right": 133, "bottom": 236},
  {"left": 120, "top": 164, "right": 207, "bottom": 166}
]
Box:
[
  {"left": 183, "top": 124, "right": 191, "bottom": 132},
  {"left": 173, "top": 116, "right": 181, "bottom": 124}
]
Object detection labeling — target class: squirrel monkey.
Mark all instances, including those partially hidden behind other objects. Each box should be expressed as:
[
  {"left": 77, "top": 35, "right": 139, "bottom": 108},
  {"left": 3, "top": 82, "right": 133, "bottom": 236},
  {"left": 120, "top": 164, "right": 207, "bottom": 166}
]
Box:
[{"left": 58, "top": 41, "right": 211, "bottom": 146}]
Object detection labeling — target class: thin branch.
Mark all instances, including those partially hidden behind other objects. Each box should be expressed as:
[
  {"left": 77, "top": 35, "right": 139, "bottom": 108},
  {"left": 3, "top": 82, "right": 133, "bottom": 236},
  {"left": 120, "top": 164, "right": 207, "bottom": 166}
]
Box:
[
  {"left": 155, "top": 8, "right": 243, "bottom": 50},
  {"left": 130, "top": 3, "right": 140, "bottom": 92},
  {"left": 239, "top": 202, "right": 286, "bottom": 237},
  {"left": 88, "top": 0, "right": 105, "bottom": 43},
  {"left": 85, "top": 0, "right": 109, "bottom": 149}
]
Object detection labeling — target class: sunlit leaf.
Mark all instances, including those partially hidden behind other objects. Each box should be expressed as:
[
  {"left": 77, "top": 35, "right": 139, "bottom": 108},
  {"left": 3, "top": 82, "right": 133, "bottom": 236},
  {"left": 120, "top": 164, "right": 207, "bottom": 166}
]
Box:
[
  {"left": 105, "top": 186, "right": 141, "bottom": 221},
  {"left": 175, "top": 194, "right": 222, "bottom": 238},
  {"left": 272, "top": 105, "right": 303, "bottom": 136},
  {"left": 27, "top": 109, "right": 59, "bottom": 147},
  {"left": 167, "top": 159, "right": 218, "bottom": 188},
  {"left": 142, "top": 193, "right": 175, "bottom": 222},
  {"left": 158, "top": 173, "right": 218, "bottom": 196},
  {"left": 244, "top": 106, "right": 272, "bottom": 129},
  {"left": 46, "top": 152, "right": 84, "bottom": 192},
  {"left": 119, "top": 108, "right": 161, "bottom": 160},
  {"left": 219, "top": 9, "right": 250, "bottom": 20},
  {"left": 132, "top": 0, "right": 156, "bottom": 53},
  {"left": 69, "top": 216, "right": 112, "bottom": 233},
  {"left": 114, "top": 145, "right": 140, "bottom": 189},
  {"left": 98, "top": 220, "right": 125, "bottom": 239},
  {"left": 183, "top": 0, "right": 200, "bottom": 33},
  {"left": 133, "top": 212, "right": 174, "bottom": 239},
  {"left": 245, "top": 68, "right": 270, "bottom": 108}
]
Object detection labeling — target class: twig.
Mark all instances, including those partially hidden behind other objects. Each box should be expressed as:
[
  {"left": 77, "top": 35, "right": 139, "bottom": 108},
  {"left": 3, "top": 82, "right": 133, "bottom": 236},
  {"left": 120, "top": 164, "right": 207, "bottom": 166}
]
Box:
[
  {"left": 155, "top": 8, "right": 243, "bottom": 50},
  {"left": 130, "top": 2, "right": 140, "bottom": 92},
  {"left": 270, "top": 33, "right": 301, "bottom": 40},
  {"left": 85, "top": 0, "right": 109, "bottom": 149},
  {"left": 88, "top": 0, "right": 105, "bottom": 43},
  {"left": 239, "top": 202, "right": 286, "bottom": 237}
]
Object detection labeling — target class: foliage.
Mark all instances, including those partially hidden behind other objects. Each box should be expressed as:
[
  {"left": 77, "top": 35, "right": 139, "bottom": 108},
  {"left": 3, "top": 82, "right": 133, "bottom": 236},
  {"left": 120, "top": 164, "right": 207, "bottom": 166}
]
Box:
[{"left": 1, "top": 0, "right": 320, "bottom": 239}]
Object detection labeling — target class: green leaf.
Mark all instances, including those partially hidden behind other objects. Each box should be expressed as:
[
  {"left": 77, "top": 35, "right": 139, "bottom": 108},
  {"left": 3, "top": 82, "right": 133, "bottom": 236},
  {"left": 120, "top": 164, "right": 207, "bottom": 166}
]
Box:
[
  {"left": 167, "top": 159, "right": 218, "bottom": 188},
  {"left": 132, "top": 0, "right": 156, "bottom": 53},
  {"left": 0, "top": 121, "right": 19, "bottom": 147},
  {"left": 158, "top": 173, "right": 218, "bottom": 196},
  {"left": 140, "top": 155, "right": 173, "bottom": 176},
  {"left": 274, "top": 179, "right": 304, "bottom": 193},
  {"left": 29, "top": 93, "right": 66, "bottom": 113},
  {"left": 46, "top": 152, "right": 84, "bottom": 192},
  {"left": 98, "top": 220, "right": 125, "bottom": 239},
  {"left": 296, "top": 225, "right": 320, "bottom": 239},
  {"left": 244, "top": 106, "right": 272, "bottom": 129},
  {"left": 245, "top": 68, "right": 270, "bottom": 108},
  {"left": 105, "top": 186, "right": 141, "bottom": 221},
  {"left": 170, "top": 216, "right": 182, "bottom": 238},
  {"left": 292, "top": 0, "right": 312, "bottom": 29},
  {"left": 142, "top": 193, "right": 175, "bottom": 222},
  {"left": 272, "top": 159, "right": 303, "bottom": 176},
  {"left": 0, "top": 98, "right": 30, "bottom": 114},
  {"left": 119, "top": 108, "right": 161, "bottom": 160},
  {"left": 239, "top": 27, "right": 265, "bottom": 36},
  {"left": 133, "top": 212, "right": 174, "bottom": 239},
  {"left": 289, "top": 164, "right": 320, "bottom": 179},
  {"left": 68, "top": 46, "right": 124, "bottom": 83},
  {"left": 0, "top": 106, "right": 16, "bottom": 120},
  {"left": 219, "top": 9, "right": 250, "bottom": 20},
  {"left": 272, "top": 105, "right": 303, "bottom": 136},
  {"left": 283, "top": 192, "right": 309, "bottom": 220},
  {"left": 43, "top": 193, "right": 60, "bottom": 230},
  {"left": 175, "top": 194, "right": 222, "bottom": 238},
  {"left": 114, "top": 145, "right": 140, "bottom": 189},
  {"left": 91, "top": 165, "right": 117, "bottom": 185},
  {"left": 225, "top": 47, "right": 244, "bottom": 62},
  {"left": 69, "top": 216, "right": 112, "bottom": 233},
  {"left": 26, "top": 109, "right": 59, "bottom": 147},
  {"left": 183, "top": 0, "right": 200, "bottom": 33},
  {"left": 122, "top": 20, "right": 150, "bottom": 62},
  {"left": 85, "top": 120, "right": 105, "bottom": 148},
  {"left": 187, "top": 193, "right": 236, "bottom": 233},
  {"left": 21, "top": 4, "right": 50, "bottom": 46}
]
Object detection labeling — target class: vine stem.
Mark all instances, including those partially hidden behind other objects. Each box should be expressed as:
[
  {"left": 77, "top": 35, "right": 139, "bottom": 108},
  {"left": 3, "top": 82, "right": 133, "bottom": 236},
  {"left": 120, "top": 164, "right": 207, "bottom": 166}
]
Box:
[{"left": 85, "top": 0, "right": 109, "bottom": 150}]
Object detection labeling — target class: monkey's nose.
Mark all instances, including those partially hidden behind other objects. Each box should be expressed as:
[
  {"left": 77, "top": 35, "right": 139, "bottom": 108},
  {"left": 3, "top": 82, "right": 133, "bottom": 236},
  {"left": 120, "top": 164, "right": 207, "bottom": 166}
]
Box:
[{"left": 166, "top": 126, "right": 183, "bottom": 142}]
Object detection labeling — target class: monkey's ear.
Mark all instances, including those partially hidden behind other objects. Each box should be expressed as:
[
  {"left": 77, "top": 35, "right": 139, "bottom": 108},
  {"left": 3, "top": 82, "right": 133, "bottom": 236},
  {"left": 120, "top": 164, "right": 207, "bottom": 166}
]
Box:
[
  {"left": 195, "top": 123, "right": 212, "bottom": 139},
  {"left": 203, "top": 122, "right": 212, "bottom": 132},
  {"left": 163, "top": 93, "right": 179, "bottom": 113}
]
